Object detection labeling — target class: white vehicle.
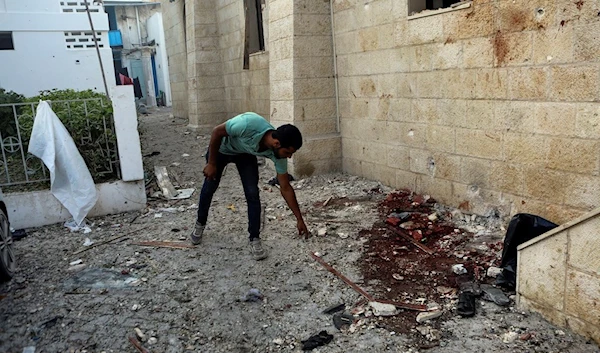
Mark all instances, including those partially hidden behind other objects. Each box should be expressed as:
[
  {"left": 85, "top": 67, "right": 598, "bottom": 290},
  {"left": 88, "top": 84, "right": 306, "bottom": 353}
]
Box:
[{"left": 0, "top": 188, "right": 14, "bottom": 281}]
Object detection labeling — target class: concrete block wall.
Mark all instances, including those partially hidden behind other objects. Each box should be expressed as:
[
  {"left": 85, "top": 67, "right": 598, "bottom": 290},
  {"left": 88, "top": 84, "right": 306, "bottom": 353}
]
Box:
[
  {"left": 269, "top": 0, "right": 341, "bottom": 176},
  {"left": 160, "top": 0, "right": 187, "bottom": 118},
  {"left": 185, "top": 0, "right": 226, "bottom": 130},
  {"left": 518, "top": 207, "right": 600, "bottom": 345},
  {"left": 333, "top": 0, "right": 600, "bottom": 223},
  {"left": 216, "top": 0, "right": 270, "bottom": 119}
]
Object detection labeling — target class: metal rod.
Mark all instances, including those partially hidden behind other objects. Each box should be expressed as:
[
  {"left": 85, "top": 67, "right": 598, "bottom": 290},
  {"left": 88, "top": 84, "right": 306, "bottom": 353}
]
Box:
[
  {"left": 84, "top": 0, "right": 110, "bottom": 100},
  {"left": 12, "top": 105, "right": 29, "bottom": 182},
  {"left": 386, "top": 225, "right": 434, "bottom": 255},
  {"left": 310, "top": 252, "right": 374, "bottom": 301},
  {"left": 309, "top": 252, "right": 427, "bottom": 312}
]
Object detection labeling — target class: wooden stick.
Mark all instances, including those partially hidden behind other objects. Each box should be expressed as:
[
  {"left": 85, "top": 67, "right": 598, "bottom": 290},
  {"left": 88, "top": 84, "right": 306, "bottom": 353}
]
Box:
[
  {"left": 130, "top": 241, "right": 194, "bottom": 249},
  {"left": 128, "top": 336, "right": 151, "bottom": 353},
  {"left": 309, "top": 252, "right": 427, "bottom": 312},
  {"left": 386, "top": 225, "right": 434, "bottom": 255},
  {"left": 73, "top": 225, "right": 151, "bottom": 255}
]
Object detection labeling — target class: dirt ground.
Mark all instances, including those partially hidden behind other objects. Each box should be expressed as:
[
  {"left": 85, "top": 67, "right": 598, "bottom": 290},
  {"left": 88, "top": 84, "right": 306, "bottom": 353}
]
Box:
[{"left": 1, "top": 107, "right": 599, "bottom": 353}]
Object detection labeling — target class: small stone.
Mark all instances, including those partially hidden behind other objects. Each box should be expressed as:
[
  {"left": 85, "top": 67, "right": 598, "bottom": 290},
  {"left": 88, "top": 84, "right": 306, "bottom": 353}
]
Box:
[
  {"left": 416, "top": 310, "right": 442, "bottom": 323},
  {"left": 69, "top": 259, "right": 83, "bottom": 266},
  {"left": 436, "top": 286, "right": 454, "bottom": 295},
  {"left": 132, "top": 304, "right": 140, "bottom": 311},
  {"left": 427, "top": 213, "right": 438, "bottom": 221},
  {"left": 555, "top": 330, "right": 565, "bottom": 336},
  {"left": 134, "top": 328, "right": 146, "bottom": 342},
  {"left": 337, "top": 232, "right": 348, "bottom": 239},
  {"left": 317, "top": 228, "right": 327, "bottom": 236},
  {"left": 452, "top": 264, "right": 467, "bottom": 275},
  {"left": 487, "top": 266, "right": 503, "bottom": 278},
  {"left": 502, "top": 331, "right": 518, "bottom": 343},
  {"left": 148, "top": 337, "right": 158, "bottom": 345},
  {"left": 369, "top": 301, "right": 398, "bottom": 316},
  {"left": 67, "top": 264, "right": 87, "bottom": 272},
  {"left": 182, "top": 153, "right": 190, "bottom": 157},
  {"left": 273, "top": 338, "right": 284, "bottom": 345},
  {"left": 392, "top": 273, "right": 404, "bottom": 281},
  {"left": 416, "top": 326, "right": 430, "bottom": 336}
]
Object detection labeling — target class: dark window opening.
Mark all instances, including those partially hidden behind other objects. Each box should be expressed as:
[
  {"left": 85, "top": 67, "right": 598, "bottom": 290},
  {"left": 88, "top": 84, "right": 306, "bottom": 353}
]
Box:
[
  {"left": 243, "top": 0, "right": 265, "bottom": 69},
  {"left": 409, "top": 0, "right": 463, "bottom": 16},
  {"left": 0, "top": 32, "right": 14, "bottom": 50}
]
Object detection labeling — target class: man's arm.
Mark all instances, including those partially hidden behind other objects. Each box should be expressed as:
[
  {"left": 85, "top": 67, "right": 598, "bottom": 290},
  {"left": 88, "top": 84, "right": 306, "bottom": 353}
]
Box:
[
  {"left": 278, "top": 173, "right": 309, "bottom": 238},
  {"left": 204, "top": 123, "right": 228, "bottom": 179}
]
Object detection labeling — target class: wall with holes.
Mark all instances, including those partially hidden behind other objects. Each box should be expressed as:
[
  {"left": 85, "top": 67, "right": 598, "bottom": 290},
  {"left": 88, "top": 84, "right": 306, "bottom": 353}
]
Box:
[
  {"left": 0, "top": 0, "right": 115, "bottom": 97},
  {"left": 332, "top": 0, "right": 600, "bottom": 224}
]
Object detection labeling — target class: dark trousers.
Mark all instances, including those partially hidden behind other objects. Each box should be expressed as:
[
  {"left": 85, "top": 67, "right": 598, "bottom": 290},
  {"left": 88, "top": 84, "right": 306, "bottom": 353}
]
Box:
[{"left": 196, "top": 151, "right": 261, "bottom": 240}]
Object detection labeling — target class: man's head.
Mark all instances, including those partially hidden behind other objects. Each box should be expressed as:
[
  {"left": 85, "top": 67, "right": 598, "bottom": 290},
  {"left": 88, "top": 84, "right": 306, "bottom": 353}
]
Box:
[{"left": 271, "top": 124, "right": 302, "bottom": 158}]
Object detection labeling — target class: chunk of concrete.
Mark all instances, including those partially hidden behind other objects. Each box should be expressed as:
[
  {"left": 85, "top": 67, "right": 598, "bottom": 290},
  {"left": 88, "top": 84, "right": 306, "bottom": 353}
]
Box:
[{"left": 369, "top": 301, "right": 398, "bottom": 316}]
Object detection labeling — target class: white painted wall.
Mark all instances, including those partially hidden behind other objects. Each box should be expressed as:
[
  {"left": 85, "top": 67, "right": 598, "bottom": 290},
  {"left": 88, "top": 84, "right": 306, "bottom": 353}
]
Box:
[
  {"left": 0, "top": 0, "right": 116, "bottom": 97},
  {"left": 147, "top": 12, "right": 172, "bottom": 106}
]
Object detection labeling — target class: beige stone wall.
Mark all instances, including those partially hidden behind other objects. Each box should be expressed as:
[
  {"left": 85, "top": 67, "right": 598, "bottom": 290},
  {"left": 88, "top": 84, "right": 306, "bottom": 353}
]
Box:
[
  {"left": 518, "top": 208, "right": 600, "bottom": 345},
  {"left": 160, "top": 0, "right": 187, "bottom": 118},
  {"left": 269, "top": 0, "right": 341, "bottom": 176},
  {"left": 333, "top": 0, "right": 600, "bottom": 223},
  {"left": 216, "top": 0, "right": 270, "bottom": 118}
]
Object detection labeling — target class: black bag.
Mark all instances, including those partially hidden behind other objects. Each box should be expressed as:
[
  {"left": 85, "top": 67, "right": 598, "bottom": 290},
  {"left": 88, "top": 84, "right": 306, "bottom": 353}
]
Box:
[{"left": 496, "top": 213, "right": 558, "bottom": 290}]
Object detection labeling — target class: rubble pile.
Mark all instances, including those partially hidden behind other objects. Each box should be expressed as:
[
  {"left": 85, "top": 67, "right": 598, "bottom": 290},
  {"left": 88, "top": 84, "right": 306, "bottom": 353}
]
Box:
[{"left": 355, "top": 189, "right": 505, "bottom": 339}]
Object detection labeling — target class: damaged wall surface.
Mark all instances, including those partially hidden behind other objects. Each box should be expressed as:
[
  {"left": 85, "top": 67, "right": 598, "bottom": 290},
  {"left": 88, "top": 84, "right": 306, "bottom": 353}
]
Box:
[
  {"left": 333, "top": 0, "right": 600, "bottom": 223},
  {"left": 517, "top": 207, "right": 600, "bottom": 345},
  {"left": 162, "top": 0, "right": 600, "bottom": 222}
]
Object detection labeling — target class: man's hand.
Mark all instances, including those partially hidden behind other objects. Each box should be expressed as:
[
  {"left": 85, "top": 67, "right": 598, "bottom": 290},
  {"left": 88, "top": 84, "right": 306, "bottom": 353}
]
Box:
[
  {"left": 297, "top": 219, "right": 309, "bottom": 239},
  {"left": 203, "top": 163, "right": 217, "bottom": 180}
]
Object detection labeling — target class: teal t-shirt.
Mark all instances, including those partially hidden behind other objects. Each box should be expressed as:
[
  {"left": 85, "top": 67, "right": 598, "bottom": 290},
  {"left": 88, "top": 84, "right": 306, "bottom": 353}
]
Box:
[{"left": 220, "top": 112, "right": 288, "bottom": 174}]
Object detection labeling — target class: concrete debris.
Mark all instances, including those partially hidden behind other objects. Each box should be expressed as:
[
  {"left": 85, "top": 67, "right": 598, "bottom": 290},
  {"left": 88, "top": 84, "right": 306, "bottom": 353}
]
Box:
[
  {"left": 369, "top": 301, "right": 398, "bottom": 316},
  {"left": 452, "top": 264, "right": 467, "bottom": 275},
  {"left": 134, "top": 328, "right": 146, "bottom": 342},
  {"left": 502, "top": 331, "right": 519, "bottom": 343},
  {"left": 147, "top": 337, "right": 158, "bottom": 345},
  {"left": 487, "top": 266, "right": 503, "bottom": 278},
  {"left": 481, "top": 284, "right": 510, "bottom": 306},
  {"left": 241, "top": 288, "right": 263, "bottom": 302},
  {"left": 392, "top": 273, "right": 404, "bottom": 281},
  {"left": 272, "top": 338, "right": 284, "bottom": 345},
  {"left": 416, "top": 310, "right": 443, "bottom": 323},
  {"left": 317, "top": 227, "right": 327, "bottom": 236}
]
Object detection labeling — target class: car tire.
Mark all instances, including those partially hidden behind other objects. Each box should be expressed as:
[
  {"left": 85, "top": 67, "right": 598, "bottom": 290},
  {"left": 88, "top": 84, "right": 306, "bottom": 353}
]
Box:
[{"left": 0, "top": 208, "right": 14, "bottom": 281}]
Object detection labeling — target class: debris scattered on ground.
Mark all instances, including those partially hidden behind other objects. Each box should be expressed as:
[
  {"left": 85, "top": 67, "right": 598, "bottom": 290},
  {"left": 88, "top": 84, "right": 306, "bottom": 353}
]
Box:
[
  {"left": 241, "top": 288, "right": 264, "bottom": 302},
  {"left": 322, "top": 303, "right": 345, "bottom": 315},
  {"left": 129, "top": 241, "right": 194, "bottom": 249},
  {"left": 481, "top": 284, "right": 510, "bottom": 306},
  {"left": 128, "top": 335, "right": 151, "bottom": 353},
  {"left": 11, "top": 229, "right": 27, "bottom": 241},
  {"left": 332, "top": 311, "right": 354, "bottom": 330},
  {"left": 301, "top": 330, "right": 333, "bottom": 351}
]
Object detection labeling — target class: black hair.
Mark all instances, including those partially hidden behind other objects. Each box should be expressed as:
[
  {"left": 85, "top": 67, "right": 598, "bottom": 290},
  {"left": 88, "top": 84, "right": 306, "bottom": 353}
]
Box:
[{"left": 272, "top": 124, "right": 303, "bottom": 150}]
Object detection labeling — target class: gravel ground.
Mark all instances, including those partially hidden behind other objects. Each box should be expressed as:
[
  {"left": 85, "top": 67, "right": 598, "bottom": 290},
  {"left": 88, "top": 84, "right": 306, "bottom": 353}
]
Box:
[{"left": 0, "top": 107, "right": 598, "bottom": 353}]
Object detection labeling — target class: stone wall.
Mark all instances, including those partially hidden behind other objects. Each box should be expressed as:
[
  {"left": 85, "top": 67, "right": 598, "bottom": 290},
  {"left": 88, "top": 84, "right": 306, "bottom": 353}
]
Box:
[
  {"left": 518, "top": 208, "right": 600, "bottom": 344},
  {"left": 269, "top": 0, "right": 341, "bottom": 176},
  {"left": 216, "top": 0, "right": 270, "bottom": 118},
  {"left": 160, "top": 0, "right": 187, "bottom": 118},
  {"left": 333, "top": 0, "right": 600, "bottom": 223}
]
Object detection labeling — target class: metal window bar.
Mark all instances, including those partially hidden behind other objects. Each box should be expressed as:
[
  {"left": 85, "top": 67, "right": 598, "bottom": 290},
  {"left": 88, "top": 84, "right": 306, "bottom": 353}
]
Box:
[{"left": 0, "top": 98, "right": 120, "bottom": 188}]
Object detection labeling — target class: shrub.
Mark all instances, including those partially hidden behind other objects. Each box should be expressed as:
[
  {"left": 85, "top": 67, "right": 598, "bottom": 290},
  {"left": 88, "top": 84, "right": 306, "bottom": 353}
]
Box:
[{"left": 0, "top": 88, "right": 119, "bottom": 190}]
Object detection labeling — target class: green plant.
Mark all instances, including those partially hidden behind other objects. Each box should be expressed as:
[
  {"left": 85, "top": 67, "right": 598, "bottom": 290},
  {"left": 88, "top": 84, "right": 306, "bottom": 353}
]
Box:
[
  {"left": 26, "top": 89, "right": 118, "bottom": 182},
  {"left": 0, "top": 89, "right": 119, "bottom": 190},
  {"left": 0, "top": 88, "right": 26, "bottom": 137}
]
